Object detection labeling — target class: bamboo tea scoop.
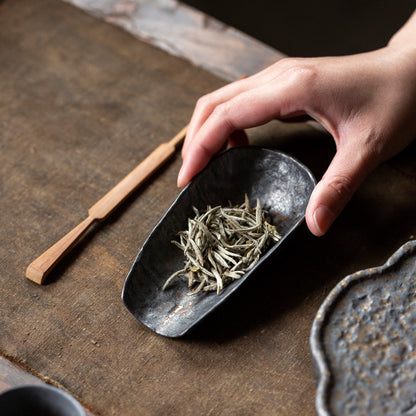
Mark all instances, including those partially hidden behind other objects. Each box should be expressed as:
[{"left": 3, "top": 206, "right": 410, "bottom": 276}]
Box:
[{"left": 26, "top": 125, "right": 188, "bottom": 284}]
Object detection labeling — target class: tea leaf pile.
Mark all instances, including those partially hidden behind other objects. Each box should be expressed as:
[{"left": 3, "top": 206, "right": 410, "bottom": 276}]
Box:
[{"left": 163, "top": 196, "right": 281, "bottom": 295}]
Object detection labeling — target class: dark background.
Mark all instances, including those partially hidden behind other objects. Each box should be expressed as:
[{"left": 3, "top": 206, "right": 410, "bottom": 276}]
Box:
[{"left": 182, "top": 0, "right": 415, "bottom": 56}]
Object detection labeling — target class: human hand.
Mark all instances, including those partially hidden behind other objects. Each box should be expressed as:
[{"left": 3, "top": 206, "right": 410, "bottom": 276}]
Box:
[{"left": 178, "top": 20, "right": 416, "bottom": 236}]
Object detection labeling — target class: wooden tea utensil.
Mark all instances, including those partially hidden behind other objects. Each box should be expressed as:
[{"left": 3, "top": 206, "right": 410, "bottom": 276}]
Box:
[{"left": 26, "top": 125, "right": 188, "bottom": 284}]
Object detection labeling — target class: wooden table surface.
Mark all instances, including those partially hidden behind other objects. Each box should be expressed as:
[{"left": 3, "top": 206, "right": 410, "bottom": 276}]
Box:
[{"left": 1, "top": 1, "right": 415, "bottom": 415}]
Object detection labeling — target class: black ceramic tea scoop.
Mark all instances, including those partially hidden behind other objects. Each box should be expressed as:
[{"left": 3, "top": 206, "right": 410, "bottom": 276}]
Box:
[{"left": 122, "top": 146, "right": 316, "bottom": 337}]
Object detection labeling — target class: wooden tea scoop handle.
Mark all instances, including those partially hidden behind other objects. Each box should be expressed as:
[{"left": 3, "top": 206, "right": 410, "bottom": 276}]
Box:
[{"left": 25, "top": 125, "right": 188, "bottom": 284}]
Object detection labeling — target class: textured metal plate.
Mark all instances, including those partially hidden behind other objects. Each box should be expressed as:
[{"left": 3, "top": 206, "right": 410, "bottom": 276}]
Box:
[{"left": 311, "top": 240, "right": 416, "bottom": 416}]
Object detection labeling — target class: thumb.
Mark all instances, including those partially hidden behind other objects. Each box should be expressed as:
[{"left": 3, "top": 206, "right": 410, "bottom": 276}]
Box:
[{"left": 305, "top": 146, "right": 373, "bottom": 236}]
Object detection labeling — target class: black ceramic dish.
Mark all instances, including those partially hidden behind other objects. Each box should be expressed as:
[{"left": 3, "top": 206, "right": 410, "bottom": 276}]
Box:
[
  {"left": 122, "top": 146, "right": 316, "bottom": 337},
  {"left": 0, "top": 385, "right": 85, "bottom": 416},
  {"left": 310, "top": 240, "right": 416, "bottom": 416}
]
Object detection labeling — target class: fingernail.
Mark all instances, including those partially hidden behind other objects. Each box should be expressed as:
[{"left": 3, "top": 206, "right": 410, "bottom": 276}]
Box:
[
  {"left": 313, "top": 205, "right": 336, "bottom": 236},
  {"left": 177, "top": 166, "right": 185, "bottom": 188}
]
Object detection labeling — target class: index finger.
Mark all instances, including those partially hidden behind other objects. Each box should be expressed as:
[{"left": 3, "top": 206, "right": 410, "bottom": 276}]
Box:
[
  {"left": 182, "top": 76, "right": 250, "bottom": 158},
  {"left": 177, "top": 77, "right": 307, "bottom": 187}
]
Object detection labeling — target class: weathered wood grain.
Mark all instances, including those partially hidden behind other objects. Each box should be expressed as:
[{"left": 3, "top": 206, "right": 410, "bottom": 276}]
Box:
[
  {"left": 62, "top": 0, "right": 285, "bottom": 81},
  {"left": 0, "top": 357, "right": 43, "bottom": 392}
]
